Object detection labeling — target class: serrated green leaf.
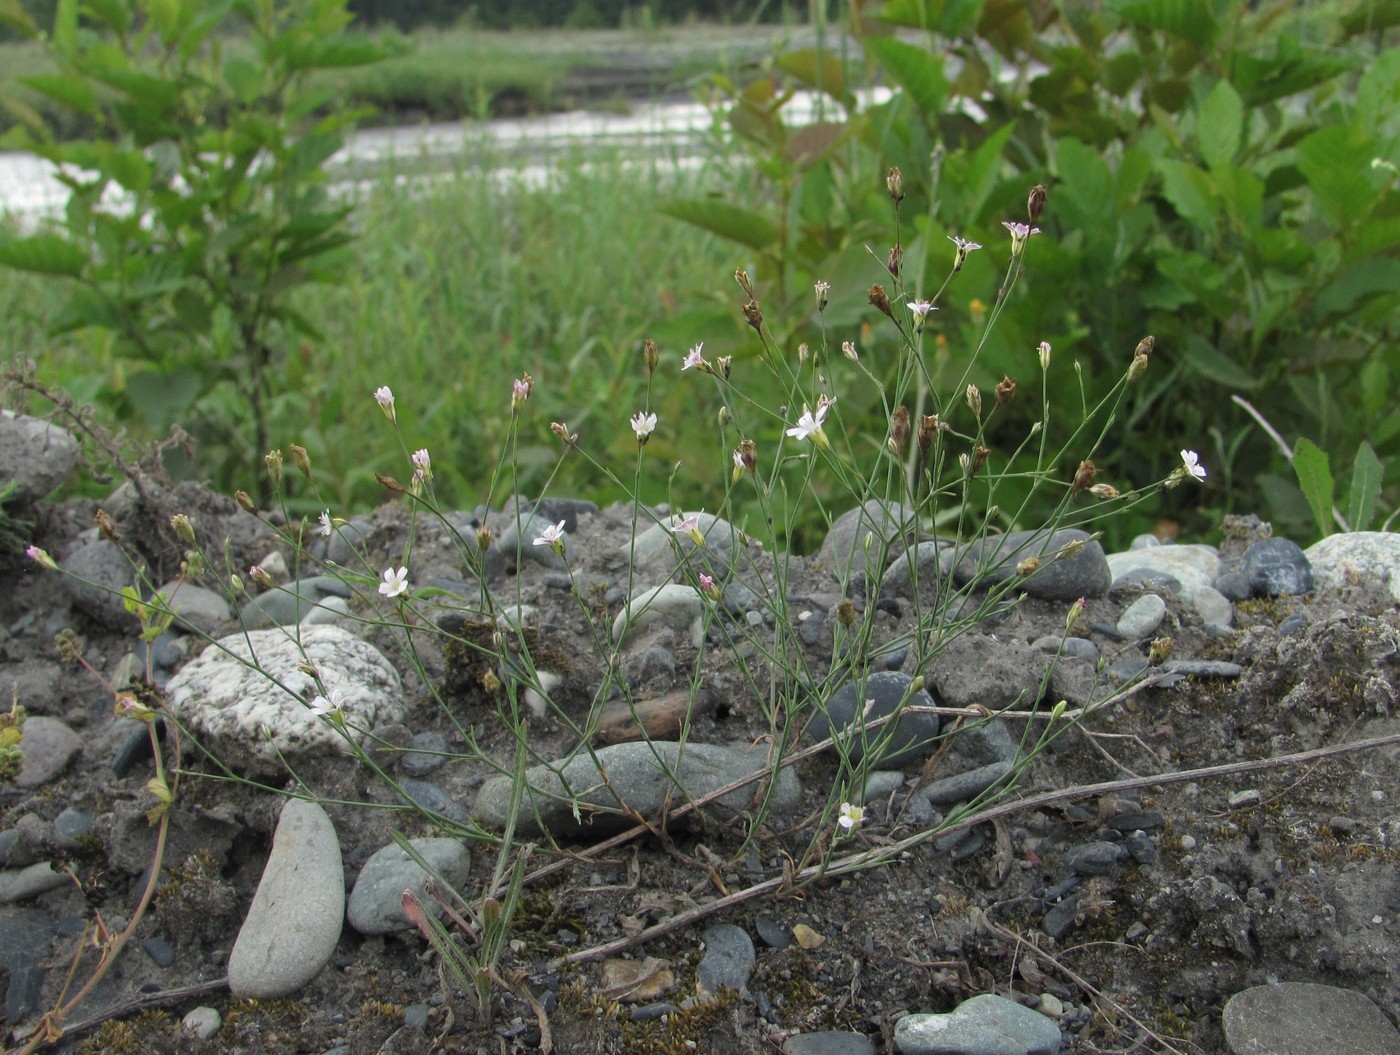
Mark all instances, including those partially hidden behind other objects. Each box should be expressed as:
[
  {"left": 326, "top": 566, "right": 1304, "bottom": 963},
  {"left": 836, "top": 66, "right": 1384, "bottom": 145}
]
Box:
[
  {"left": 0, "top": 233, "right": 87, "bottom": 276},
  {"left": 1196, "top": 79, "right": 1242, "bottom": 171},
  {"left": 776, "top": 48, "right": 852, "bottom": 105},
  {"left": 1292, "top": 437, "right": 1335, "bottom": 539},
  {"left": 864, "top": 37, "right": 948, "bottom": 118},
  {"left": 1348, "top": 441, "right": 1382, "bottom": 531},
  {"left": 1155, "top": 158, "right": 1217, "bottom": 231},
  {"left": 659, "top": 199, "right": 781, "bottom": 253},
  {"left": 1053, "top": 138, "right": 1114, "bottom": 231},
  {"left": 1105, "top": 0, "right": 1219, "bottom": 48},
  {"left": 1296, "top": 123, "right": 1382, "bottom": 230}
]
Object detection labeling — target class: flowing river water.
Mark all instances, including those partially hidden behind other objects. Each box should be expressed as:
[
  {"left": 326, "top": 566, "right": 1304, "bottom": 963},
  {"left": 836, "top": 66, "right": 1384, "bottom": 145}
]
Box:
[{"left": 0, "top": 89, "right": 883, "bottom": 225}]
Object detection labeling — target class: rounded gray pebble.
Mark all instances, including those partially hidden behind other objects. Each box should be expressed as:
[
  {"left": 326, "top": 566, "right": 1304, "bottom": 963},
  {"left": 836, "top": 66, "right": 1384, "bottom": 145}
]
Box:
[
  {"left": 1115, "top": 594, "right": 1166, "bottom": 639},
  {"left": 697, "top": 923, "right": 755, "bottom": 993},
  {"left": 182, "top": 1006, "right": 222, "bottom": 1039},
  {"left": 399, "top": 731, "right": 451, "bottom": 777},
  {"left": 51, "top": 808, "right": 93, "bottom": 851},
  {"left": 347, "top": 838, "right": 471, "bottom": 936},
  {"left": 1244, "top": 538, "right": 1313, "bottom": 597}
]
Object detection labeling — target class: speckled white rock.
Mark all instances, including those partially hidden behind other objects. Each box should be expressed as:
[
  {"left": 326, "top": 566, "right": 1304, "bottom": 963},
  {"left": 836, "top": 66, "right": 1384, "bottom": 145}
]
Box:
[
  {"left": 164, "top": 626, "right": 404, "bottom": 777},
  {"left": 0, "top": 410, "right": 80, "bottom": 503},
  {"left": 1306, "top": 532, "right": 1400, "bottom": 603},
  {"left": 228, "top": 798, "right": 344, "bottom": 998}
]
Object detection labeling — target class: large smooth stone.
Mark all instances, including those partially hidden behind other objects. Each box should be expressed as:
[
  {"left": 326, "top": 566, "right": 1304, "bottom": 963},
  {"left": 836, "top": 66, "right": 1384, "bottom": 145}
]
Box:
[
  {"left": 1222, "top": 981, "right": 1400, "bottom": 1055},
  {"left": 957, "top": 528, "right": 1111, "bottom": 600},
  {"left": 228, "top": 799, "right": 344, "bottom": 998}
]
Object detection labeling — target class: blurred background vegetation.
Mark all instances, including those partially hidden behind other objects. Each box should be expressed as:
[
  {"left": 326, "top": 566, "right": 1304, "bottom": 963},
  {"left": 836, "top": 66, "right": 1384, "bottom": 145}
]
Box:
[{"left": 1, "top": 0, "right": 1397, "bottom": 552}]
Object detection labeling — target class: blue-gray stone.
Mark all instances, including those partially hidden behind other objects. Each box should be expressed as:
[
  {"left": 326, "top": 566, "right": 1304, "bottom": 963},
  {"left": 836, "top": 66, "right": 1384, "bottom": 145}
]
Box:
[
  {"left": 61, "top": 538, "right": 142, "bottom": 630},
  {"left": 14, "top": 716, "right": 81, "bottom": 789},
  {"left": 956, "top": 528, "right": 1111, "bottom": 601},
  {"left": 112, "top": 718, "right": 164, "bottom": 777},
  {"left": 1125, "top": 831, "right": 1158, "bottom": 865},
  {"left": 1104, "top": 810, "right": 1164, "bottom": 832},
  {"left": 326, "top": 518, "right": 373, "bottom": 566},
  {"left": 239, "top": 577, "right": 346, "bottom": 629},
  {"left": 4, "top": 962, "right": 46, "bottom": 1023},
  {"left": 1222, "top": 982, "right": 1400, "bottom": 1055},
  {"left": 52, "top": 808, "right": 93, "bottom": 851},
  {"left": 755, "top": 914, "right": 792, "bottom": 950},
  {"left": 0, "top": 410, "right": 80, "bottom": 503},
  {"left": 895, "top": 993, "right": 1062, "bottom": 1054},
  {"left": 1244, "top": 538, "right": 1313, "bottom": 597},
  {"left": 400, "top": 731, "right": 451, "bottom": 777},
  {"left": 396, "top": 778, "right": 469, "bottom": 823},
  {"left": 806, "top": 671, "right": 941, "bottom": 767},
  {"left": 1110, "top": 568, "right": 1182, "bottom": 595},
  {"left": 1214, "top": 568, "right": 1252, "bottom": 602},
  {"left": 1278, "top": 614, "right": 1306, "bottom": 635},
  {"left": 1032, "top": 635, "right": 1098, "bottom": 661},
  {"left": 630, "top": 1002, "right": 683, "bottom": 1022},
  {"left": 818, "top": 501, "right": 919, "bottom": 590},
  {"left": 1115, "top": 594, "right": 1166, "bottom": 639},
  {"left": 529, "top": 497, "right": 598, "bottom": 533},
  {"left": 697, "top": 923, "right": 755, "bottom": 994},
  {"left": 1065, "top": 841, "right": 1127, "bottom": 875},
  {"left": 346, "top": 838, "right": 471, "bottom": 936},
  {"left": 783, "top": 1031, "right": 876, "bottom": 1055},
  {"left": 143, "top": 937, "right": 176, "bottom": 967},
  {"left": 403, "top": 1003, "right": 431, "bottom": 1031},
  {"left": 918, "top": 762, "right": 1014, "bottom": 807}
]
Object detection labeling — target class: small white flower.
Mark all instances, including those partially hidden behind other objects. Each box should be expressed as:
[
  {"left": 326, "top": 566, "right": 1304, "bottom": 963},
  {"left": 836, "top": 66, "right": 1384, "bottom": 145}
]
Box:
[
  {"left": 630, "top": 411, "right": 657, "bottom": 441},
  {"left": 308, "top": 688, "right": 345, "bottom": 717},
  {"left": 786, "top": 397, "right": 834, "bottom": 449},
  {"left": 1180, "top": 450, "right": 1207, "bottom": 481},
  {"left": 533, "top": 521, "right": 567, "bottom": 556},
  {"left": 682, "top": 343, "right": 709, "bottom": 372},
  {"left": 378, "top": 566, "right": 409, "bottom": 599},
  {"left": 317, "top": 509, "right": 333, "bottom": 537},
  {"left": 669, "top": 512, "right": 706, "bottom": 547},
  {"left": 1001, "top": 220, "right": 1042, "bottom": 257},
  {"left": 908, "top": 299, "right": 936, "bottom": 333},
  {"left": 837, "top": 802, "right": 864, "bottom": 831}
]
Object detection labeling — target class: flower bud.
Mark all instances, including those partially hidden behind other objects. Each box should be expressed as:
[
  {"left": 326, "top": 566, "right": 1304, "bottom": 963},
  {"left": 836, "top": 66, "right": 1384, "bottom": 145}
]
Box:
[
  {"left": 265, "top": 449, "right": 283, "bottom": 484},
  {"left": 1037, "top": 341, "right": 1052, "bottom": 371},
  {"left": 95, "top": 508, "right": 120, "bottom": 543},
  {"left": 235, "top": 490, "right": 256, "bottom": 513},
  {"left": 1028, "top": 183, "right": 1048, "bottom": 224},
  {"left": 717, "top": 355, "right": 732, "bottom": 380},
  {"left": 814, "top": 280, "right": 830, "bottom": 312},
  {"left": 1127, "top": 353, "right": 1149, "bottom": 382},
  {"left": 886, "top": 166, "right": 904, "bottom": 203},
  {"left": 995, "top": 376, "right": 1016, "bottom": 406},
  {"left": 735, "top": 268, "right": 755, "bottom": 299},
  {"left": 1050, "top": 699, "right": 1066, "bottom": 721},
  {"left": 249, "top": 564, "right": 276, "bottom": 590},
  {"left": 1134, "top": 335, "right": 1155, "bottom": 360},
  {"left": 289, "top": 444, "right": 311, "bottom": 479},
  {"left": 889, "top": 405, "right": 910, "bottom": 455},
  {"left": 718, "top": 405, "right": 732, "bottom": 428},
  {"left": 887, "top": 243, "right": 903, "bottom": 279},
  {"left": 550, "top": 421, "right": 578, "bottom": 446},
  {"left": 742, "top": 299, "right": 763, "bottom": 331},
  {"left": 835, "top": 599, "right": 857, "bottom": 627},
  {"left": 229, "top": 575, "right": 245, "bottom": 594},
  {"left": 1071, "top": 458, "right": 1097, "bottom": 496},
  {"left": 375, "top": 473, "right": 408, "bottom": 495},
  {"left": 25, "top": 545, "right": 58, "bottom": 571},
  {"left": 182, "top": 550, "right": 204, "bottom": 577},
  {"left": 170, "top": 514, "right": 196, "bottom": 545},
  {"left": 918, "top": 414, "right": 943, "bottom": 456},
  {"left": 798, "top": 343, "right": 810, "bottom": 366},
  {"left": 737, "top": 439, "right": 757, "bottom": 474},
  {"left": 965, "top": 384, "right": 982, "bottom": 419},
  {"left": 1089, "top": 483, "right": 1120, "bottom": 500},
  {"left": 1017, "top": 556, "right": 1041, "bottom": 576},
  {"left": 1066, "top": 597, "right": 1087, "bottom": 633},
  {"left": 643, "top": 337, "right": 660, "bottom": 377},
  {"left": 868, "top": 284, "right": 893, "bottom": 319},
  {"left": 969, "top": 445, "right": 989, "bottom": 475},
  {"left": 842, "top": 341, "right": 859, "bottom": 361}
]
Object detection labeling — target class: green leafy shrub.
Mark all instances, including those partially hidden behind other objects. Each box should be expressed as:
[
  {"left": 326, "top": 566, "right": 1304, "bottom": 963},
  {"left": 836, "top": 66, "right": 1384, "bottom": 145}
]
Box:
[
  {"left": 0, "top": 0, "right": 389, "bottom": 483},
  {"left": 666, "top": 0, "right": 1400, "bottom": 543}
]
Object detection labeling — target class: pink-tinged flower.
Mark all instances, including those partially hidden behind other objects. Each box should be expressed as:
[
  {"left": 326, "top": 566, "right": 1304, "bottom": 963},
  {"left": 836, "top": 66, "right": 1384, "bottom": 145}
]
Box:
[
  {"left": 1066, "top": 596, "right": 1087, "bottom": 633},
  {"left": 630, "top": 411, "right": 657, "bottom": 443},
  {"left": 249, "top": 564, "right": 276, "bottom": 590},
  {"left": 1037, "top": 341, "right": 1052, "bottom": 371},
  {"left": 785, "top": 397, "right": 835, "bottom": 450},
  {"left": 24, "top": 545, "right": 57, "bottom": 571},
  {"left": 411, "top": 448, "right": 432, "bottom": 486},
  {"left": 837, "top": 802, "right": 864, "bottom": 831},
  {"left": 511, "top": 374, "right": 533, "bottom": 412},
  {"left": 533, "top": 520, "right": 567, "bottom": 557},
  {"left": 908, "top": 299, "right": 936, "bottom": 333},
  {"left": 317, "top": 510, "right": 333, "bottom": 538},
  {"left": 1180, "top": 450, "right": 1207, "bottom": 482},
  {"left": 1002, "top": 221, "right": 1041, "bottom": 257},
  {"left": 948, "top": 235, "right": 982, "bottom": 271},
  {"left": 379, "top": 566, "right": 409, "bottom": 599},
  {"left": 669, "top": 512, "right": 706, "bottom": 547},
  {"left": 374, "top": 386, "right": 395, "bottom": 423},
  {"left": 698, "top": 572, "right": 721, "bottom": 600},
  {"left": 682, "top": 343, "right": 711, "bottom": 374}
]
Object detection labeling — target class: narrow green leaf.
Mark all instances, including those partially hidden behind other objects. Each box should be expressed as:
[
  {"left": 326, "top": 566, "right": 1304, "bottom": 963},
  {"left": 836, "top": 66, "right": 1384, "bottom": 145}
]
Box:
[
  {"left": 1292, "top": 437, "right": 1335, "bottom": 539},
  {"left": 0, "top": 0, "right": 39, "bottom": 37},
  {"left": 52, "top": 0, "right": 78, "bottom": 60},
  {"left": 864, "top": 37, "right": 948, "bottom": 118},
  {"left": 1196, "top": 79, "right": 1242, "bottom": 171},
  {"left": 659, "top": 199, "right": 781, "bottom": 253},
  {"left": 0, "top": 233, "right": 87, "bottom": 276},
  {"left": 18, "top": 74, "right": 100, "bottom": 116},
  {"left": 1348, "top": 441, "right": 1382, "bottom": 532}
]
